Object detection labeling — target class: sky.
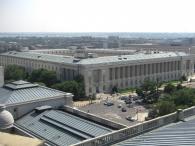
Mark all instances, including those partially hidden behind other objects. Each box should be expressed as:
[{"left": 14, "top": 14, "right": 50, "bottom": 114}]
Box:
[{"left": 0, "top": 0, "right": 195, "bottom": 32}]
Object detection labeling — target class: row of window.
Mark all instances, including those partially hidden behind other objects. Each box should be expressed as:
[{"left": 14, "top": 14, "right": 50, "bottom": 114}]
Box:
[
  {"left": 0, "top": 56, "right": 59, "bottom": 72},
  {"left": 88, "top": 72, "right": 181, "bottom": 93},
  {"left": 109, "top": 61, "right": 182, "bottom": 80}
]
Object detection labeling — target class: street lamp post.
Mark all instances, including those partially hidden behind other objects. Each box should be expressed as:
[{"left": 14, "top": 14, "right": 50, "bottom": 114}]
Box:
[{"left": 134, "top": 107, "right": 139, "bottom": 121}]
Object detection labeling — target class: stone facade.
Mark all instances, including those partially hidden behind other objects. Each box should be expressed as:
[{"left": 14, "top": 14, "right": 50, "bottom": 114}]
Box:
[
  {"left": 0, "top": 51, "right": 194, "bottom": 96},
  {"left": 83, "top": 56, "right": 193, "bottom": 96}
]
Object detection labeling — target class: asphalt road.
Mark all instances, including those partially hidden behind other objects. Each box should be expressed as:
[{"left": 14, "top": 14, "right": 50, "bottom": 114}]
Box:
[{"left": 79, "top": 98, "right": 147, "bottom": 126}]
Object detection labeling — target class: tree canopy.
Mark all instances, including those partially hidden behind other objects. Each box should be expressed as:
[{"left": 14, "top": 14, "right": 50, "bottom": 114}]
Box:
[
  {"left": 28, "top": 69, "right": 57, "bottom": 86},
  {"left": 5, "top": 65, "right": 27, "bottom": 81},
  {"left": 153, "top": 88, "right": 195, "bottom": 117},
  {"left": 136, "top": 80, "right": 159, "bottom": 103},
  {"left": 51, "top": 75, "right": 85, "bottom": 100},
  {"left": 164, "top": 83, "right": 176, "bottom": 94},
  {"left": 156, "top": 100, "right": 176, "bottom": 116}
]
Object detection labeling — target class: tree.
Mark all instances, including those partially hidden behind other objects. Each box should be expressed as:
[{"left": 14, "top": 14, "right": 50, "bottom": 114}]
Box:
[
  {"left": 181, "top": 75, "right": 187, "bottom": 81},
  {"left": 74, "top": 74, "right": 84, "bottom": 83},
  {"left": 74, "top": 74, "right": 85, "bottom": 98},
  {"left": 156, "top": 100, "right": 176, "bottom": 116},
  {"left": 51, "top": 74, "right": 85, "bottom": 100},
  {"left": 51, "top": 80, "right": 85, "bottom": 100},
  {"left": 172, "top": 88, "right": 194, "bottom": 107},
  {"left": 112, "top": 86, "right": 118, "bottom": 93},
  {"left": 136, "top": 88, "right": 144, "bottom": 97},
  {"left": 146, "top": 109, "right": 158, "bottom": 120},
  {"left": 28, "top": 69, "right": 57, "bottom": 86},
  {"left": 136, "top": 80, "right": 159, "bottom": 103},
  {"left": 5, "top": 65, "right": 27, "bottom": 81},
  {"left": 164, "top": 83, "right": 176, "bottom": 94},
  {"left": 176, "top": 83, "right": 184, "bottom": 90}
]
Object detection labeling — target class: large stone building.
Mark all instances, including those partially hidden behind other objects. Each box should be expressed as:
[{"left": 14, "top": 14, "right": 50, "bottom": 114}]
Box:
[{"left": 0, "top": 50, "right": 194, "bottom": 96}]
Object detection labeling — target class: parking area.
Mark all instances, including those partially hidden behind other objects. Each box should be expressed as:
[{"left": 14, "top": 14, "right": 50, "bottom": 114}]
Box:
[{"left": 78, "top": 94, "right": 148, "bottom": 126}]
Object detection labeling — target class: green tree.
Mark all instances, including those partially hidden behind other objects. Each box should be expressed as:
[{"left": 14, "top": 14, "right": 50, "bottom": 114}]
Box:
[
  {"left": 172, "top": 88, "right": 194, "bottom": 107},
  {"left": 136, "top": 80, "right": 159, "bottom": 103},
  {"left": 74, "top": 74, "right": 85, "bottom": 98},
  {"left": 51, "top": 74, "right": 85, "bottom": 100},
  {"left": 5, "top": 65, "right": 27, "bottom": 81},
  {"left": 74, "top": 74, "right": 84, "bottom": 83},
  {"left": 51, "top": 80, "right": 85, "bottom": 100},
  {"left": 181, "top": 75, "right": 187, "bottom": 81},
  {"left": 112, "top": 86, "right": 118, "bottom": 93},
  {"left": 164, "top": 83, "right": 176, "bottom": 94},
  {"left": 156, "top": 100, "right": 176, "bottom": 116},
  {"left": 136, "top": 88, "right": 144, "bottom": 97},
  {"left": 176, "top": 83, "right": 184, "bottom": 90},
  {"left": 28, "top": 69, "right": 57, "bottom": 86}
]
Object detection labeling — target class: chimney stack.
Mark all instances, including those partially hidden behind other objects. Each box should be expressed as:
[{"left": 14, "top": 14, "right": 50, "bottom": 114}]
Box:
[{"left": 0, "top": 66, "right": 4, "bottom": 87}]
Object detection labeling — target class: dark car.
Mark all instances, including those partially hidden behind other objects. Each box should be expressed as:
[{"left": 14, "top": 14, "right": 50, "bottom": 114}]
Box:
[
  {"left": 120, "top": 96, "right": 129, "bottom": 100},
  {"left": 125, "top": 99, "right": 132, "bottom": 104},
  {"left": 104, "top": 101, "right": 114, "bottom": 106},
  {"left": 121, "top": 107, "right": 127, "bottom": 112}
]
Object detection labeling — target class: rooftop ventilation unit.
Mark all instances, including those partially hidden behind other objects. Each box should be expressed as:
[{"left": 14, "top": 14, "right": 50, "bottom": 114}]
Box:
[{"left": 35, "top": 105, "right": 52, "bottom": 113}]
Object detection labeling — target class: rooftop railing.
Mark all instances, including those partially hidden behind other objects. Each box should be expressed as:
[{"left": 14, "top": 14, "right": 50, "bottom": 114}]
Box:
[{"left": 71, "top": 106, "right": 195, "bottom": 146}]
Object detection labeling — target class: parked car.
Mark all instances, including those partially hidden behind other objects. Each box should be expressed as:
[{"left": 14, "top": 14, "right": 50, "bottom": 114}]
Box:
[
  {"left": 104, "top": 101, "right": 114, "bottom": 106},
  {"left": 120, "top": 96, "right": 129, "bottom": 100},
  {"left": 126, "top": 116, "right": 135, "bottom": 122},
  {"left": 121, "top": 107, "right": 127, "bottom": 112},
  {"left": 135, "top": 99, "right": 143, "bottom": 104},
  {"left": 125, "top": 99, "right": 132, "bottom": 104},
  {"left": 132, "top": 96, "right": 139, "bottom": 101}
]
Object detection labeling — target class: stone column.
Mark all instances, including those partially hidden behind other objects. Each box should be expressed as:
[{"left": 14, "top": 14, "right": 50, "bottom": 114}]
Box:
[
  {"left": 132, "top": 65, "right": 135, "bottom": 77},
  {"left": 112, "top": 67, "right": 115, "bottom": 81},
  {"left": 126, "top": 66, "right": 129, "bottom": 79},
  {"left": 177, "top": 109, "right": 184, "bottom": 122}
]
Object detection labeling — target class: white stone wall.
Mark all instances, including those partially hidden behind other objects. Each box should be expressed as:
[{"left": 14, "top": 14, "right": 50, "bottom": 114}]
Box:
[
  {"left": 6, "top": 96, "right": 70, "bottom": 119},
  {"left": 84, "top": 56, "right": 194, "bottom": 96}
]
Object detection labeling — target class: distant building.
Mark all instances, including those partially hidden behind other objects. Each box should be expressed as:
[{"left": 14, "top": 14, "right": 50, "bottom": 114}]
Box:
[
  {"left": 0, "top": 80, "right": 73, "bottom": 119},
  {"left": 0, "top": 50, "right": 194, "bottom": 96}
]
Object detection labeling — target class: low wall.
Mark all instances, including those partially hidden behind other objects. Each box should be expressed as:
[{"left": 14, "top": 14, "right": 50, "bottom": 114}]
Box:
[
  {"left": 64, "top": 106, "right": 126, "bottom": 130},
  {"left": 71, "top": 111, "right": 178, "bottom": 146},
  {"left": 183, "top": 106, "right": 195, "bottom": 118},
  {"left": 72, "top": 106, "right": 195, "bottom": 146}
]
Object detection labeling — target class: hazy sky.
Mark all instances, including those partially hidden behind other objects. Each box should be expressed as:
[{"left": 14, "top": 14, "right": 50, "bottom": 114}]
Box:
[{"left": 0, "top": 0, "right": 195, "bottom": 32}]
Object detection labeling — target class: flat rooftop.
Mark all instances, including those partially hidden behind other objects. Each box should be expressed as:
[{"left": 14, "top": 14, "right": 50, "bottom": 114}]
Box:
[
  {"left": 0, "top": 51, "right": 188, "bottom": 65},
  {"left": 15, "top": 109, "right": 114, "bottom": 146}
]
